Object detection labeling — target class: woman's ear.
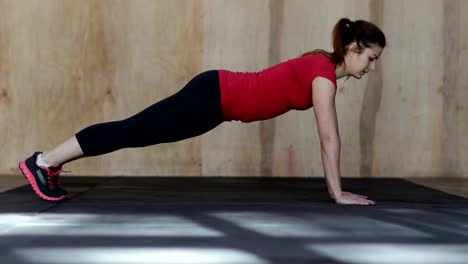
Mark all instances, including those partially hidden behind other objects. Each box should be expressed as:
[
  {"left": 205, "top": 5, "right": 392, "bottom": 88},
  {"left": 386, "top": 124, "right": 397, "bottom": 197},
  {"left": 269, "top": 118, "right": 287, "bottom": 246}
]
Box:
[{"left": 347, "top": 42, "right": 361, "bottom": 55}]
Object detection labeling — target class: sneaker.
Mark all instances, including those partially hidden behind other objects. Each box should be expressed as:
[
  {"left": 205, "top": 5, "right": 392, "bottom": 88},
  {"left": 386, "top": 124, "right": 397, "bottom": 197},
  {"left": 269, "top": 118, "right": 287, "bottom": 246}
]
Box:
[{"left": 19, "top": 152, "right": 68, "bottom": 201}]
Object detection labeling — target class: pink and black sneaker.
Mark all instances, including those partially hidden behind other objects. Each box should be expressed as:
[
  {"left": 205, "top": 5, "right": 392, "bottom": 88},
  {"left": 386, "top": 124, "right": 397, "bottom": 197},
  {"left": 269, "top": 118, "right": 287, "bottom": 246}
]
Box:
[{"left": 19, "top": 152, "right": 68, "bottom": 201}]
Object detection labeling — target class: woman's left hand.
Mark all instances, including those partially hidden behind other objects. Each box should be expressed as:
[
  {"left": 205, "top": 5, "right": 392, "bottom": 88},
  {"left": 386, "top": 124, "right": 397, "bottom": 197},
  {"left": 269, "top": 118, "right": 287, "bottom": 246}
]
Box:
[{"left": 334, "top": 191, "right": 376, "bottom": 205}]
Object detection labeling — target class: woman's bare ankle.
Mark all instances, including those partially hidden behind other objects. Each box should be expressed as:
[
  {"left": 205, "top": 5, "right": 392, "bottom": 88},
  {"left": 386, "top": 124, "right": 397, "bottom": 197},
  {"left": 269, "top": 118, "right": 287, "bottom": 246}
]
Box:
[{"left": 41, "top": 152, "right": 61, "bottom": 168}]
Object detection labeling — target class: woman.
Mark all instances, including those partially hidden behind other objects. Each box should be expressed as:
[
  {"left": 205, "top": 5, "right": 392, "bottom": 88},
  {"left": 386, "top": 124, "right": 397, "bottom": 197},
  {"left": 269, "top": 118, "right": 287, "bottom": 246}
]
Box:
[{"left": 19, "top": 18, "right": 386, "bottom": 205}]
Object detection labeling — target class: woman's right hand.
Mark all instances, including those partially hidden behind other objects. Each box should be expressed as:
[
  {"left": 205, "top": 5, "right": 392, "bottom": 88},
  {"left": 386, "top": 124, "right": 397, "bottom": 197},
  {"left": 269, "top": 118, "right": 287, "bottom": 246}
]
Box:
[{"left": 334, "top": 191, "right": 376, "bottom": 205}]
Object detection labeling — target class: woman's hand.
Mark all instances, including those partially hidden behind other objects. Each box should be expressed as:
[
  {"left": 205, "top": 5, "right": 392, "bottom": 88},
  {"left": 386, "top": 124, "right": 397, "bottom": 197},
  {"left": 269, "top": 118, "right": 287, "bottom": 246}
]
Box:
[{"left": 334, "top": 191, "right": 376, "bottom": 205}]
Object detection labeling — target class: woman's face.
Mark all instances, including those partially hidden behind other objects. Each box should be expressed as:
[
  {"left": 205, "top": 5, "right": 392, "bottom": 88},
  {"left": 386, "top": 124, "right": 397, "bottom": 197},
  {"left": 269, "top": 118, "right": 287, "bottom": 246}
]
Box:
[{"left": 346, "top": 44, "right": 384, "bottom": 79}]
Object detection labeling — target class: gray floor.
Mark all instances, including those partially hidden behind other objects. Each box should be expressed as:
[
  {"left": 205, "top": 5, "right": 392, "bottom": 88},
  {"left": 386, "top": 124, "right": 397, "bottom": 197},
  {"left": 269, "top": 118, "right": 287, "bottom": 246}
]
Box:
[{"left": 1, "top": 176, "right": 468, "bottom": 264}]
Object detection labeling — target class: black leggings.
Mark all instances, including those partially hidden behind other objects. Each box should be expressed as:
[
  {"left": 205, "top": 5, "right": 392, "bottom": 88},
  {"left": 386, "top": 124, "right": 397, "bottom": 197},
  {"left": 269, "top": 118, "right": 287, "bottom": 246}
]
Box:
[{"left": 75, "top": 70, "right": 223, "bottom": 156}]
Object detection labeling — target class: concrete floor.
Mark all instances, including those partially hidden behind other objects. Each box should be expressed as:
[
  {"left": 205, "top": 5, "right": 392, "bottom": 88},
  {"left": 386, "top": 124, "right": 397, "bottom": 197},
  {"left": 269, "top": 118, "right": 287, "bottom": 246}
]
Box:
[{"left": 0, "top": 175, "right": 468, "bottom": 264}]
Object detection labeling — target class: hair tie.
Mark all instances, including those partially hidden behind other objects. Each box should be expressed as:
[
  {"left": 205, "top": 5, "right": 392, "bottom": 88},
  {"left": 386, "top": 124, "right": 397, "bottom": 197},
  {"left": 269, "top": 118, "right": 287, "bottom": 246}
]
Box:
[{"left": 346, "top": 23, "right": 350, "bottom": 28}]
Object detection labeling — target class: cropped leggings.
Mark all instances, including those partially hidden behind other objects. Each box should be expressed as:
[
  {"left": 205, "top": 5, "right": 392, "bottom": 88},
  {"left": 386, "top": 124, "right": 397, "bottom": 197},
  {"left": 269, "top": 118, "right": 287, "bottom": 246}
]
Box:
[{"left": 75, "top": 70, "right": 223, "bottom": 156}]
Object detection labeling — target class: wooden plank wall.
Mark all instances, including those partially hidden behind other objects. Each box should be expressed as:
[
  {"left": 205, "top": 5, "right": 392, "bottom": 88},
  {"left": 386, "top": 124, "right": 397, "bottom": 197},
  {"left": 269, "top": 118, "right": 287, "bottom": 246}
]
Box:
[{"left": 0, "top": 0, "right": 466, "bottom": 177}]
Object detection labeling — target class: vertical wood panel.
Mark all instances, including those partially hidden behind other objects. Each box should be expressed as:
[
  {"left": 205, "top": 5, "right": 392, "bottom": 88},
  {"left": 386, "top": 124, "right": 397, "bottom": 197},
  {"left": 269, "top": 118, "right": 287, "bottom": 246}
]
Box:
[
  {"left": 442, "top": 0, "right": 468, "bottom": 177},
  {"left": 458, "top": 0, "right": 468, "bottom": 176},
  {"left": 1, "top": 0, "right": 204, "bottom": 176},
  {"left": 373, "top": 0, "right": 446, "bottom": 177},
  {"left": 359, "top": 0, "right": 384, "bottom": 177}
]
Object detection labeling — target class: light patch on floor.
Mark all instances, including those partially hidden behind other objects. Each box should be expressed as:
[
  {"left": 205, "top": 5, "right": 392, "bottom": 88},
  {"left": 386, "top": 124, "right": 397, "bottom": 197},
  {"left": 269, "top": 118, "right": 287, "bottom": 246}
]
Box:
[
  {"left": 14, "top": 247, "right": 269, "bottom": 264},
  {"left": 212, "top": 212, "right": 429, "bottom": 238},
  {"left": 307, "top": 244, "right": 468, "bottom": 264},
  {"left": 0, "top": 213, "right": 223, "bottom": 237}
]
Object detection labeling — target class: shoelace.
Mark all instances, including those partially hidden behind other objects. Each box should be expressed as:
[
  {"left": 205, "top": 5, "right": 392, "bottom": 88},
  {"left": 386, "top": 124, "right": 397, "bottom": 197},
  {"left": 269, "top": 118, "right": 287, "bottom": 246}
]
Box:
[
  {"left": 45, "top": 168, "right": 62, "bottom": 190},
  {"left": 45, "top": 168, "right": 70, "bottom": 190}
]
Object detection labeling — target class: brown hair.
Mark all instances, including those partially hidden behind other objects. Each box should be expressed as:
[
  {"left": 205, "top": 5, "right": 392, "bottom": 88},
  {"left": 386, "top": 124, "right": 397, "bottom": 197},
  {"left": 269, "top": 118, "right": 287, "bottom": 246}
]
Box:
[{"left": 302, "top": 18, "right": 386, "bottom": 68}]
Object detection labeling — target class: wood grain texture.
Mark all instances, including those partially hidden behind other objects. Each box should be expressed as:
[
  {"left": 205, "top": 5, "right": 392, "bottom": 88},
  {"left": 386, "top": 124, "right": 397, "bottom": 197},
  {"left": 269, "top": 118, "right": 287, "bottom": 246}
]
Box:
[
  {"left": 359, "top": 0, "right": 384, "bottom": 177},
  {"left": 372, "top": 0, "right": 447, "bottom": 177},
  {"left": 442, "top": 0, "right": 468, "bottom": 177},
  {"left": 1, "top": 0, "right": 204, "bottom": 176},
  {"left": 0, "top": 0, "right": 467, "bottom": 178}
]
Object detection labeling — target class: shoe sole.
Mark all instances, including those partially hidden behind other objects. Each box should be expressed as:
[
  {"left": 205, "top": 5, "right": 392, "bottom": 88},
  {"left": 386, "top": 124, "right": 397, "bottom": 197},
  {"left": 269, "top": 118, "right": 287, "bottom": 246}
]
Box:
[{"left": 19, "top": 161, "right": 68, "bottom": 202}]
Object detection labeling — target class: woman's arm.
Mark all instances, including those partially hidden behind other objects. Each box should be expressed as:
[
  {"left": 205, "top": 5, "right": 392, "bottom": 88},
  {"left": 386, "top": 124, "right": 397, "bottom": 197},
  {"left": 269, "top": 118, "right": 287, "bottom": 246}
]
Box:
[{"left": 312, "top": 77, "right": 375, "bottom": 205}]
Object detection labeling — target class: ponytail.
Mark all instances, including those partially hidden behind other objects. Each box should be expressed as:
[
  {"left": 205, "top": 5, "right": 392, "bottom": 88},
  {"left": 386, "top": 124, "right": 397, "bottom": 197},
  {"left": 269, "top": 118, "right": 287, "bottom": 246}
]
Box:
[{"left": 302, "top": 18, "right": 386, "bottom": 68}]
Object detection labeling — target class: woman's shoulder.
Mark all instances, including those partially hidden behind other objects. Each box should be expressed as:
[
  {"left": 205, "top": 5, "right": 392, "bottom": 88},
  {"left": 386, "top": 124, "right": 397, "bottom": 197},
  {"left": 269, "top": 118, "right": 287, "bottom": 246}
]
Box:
[
  {"left": 299, "top": 53, "right": 335, "bottom": 67},
  {"left": 287, "top": 53, "right": 336, "bottom": 75},
  {"left": 289, "top": 53, "right": 337, "bottom": 87}
]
